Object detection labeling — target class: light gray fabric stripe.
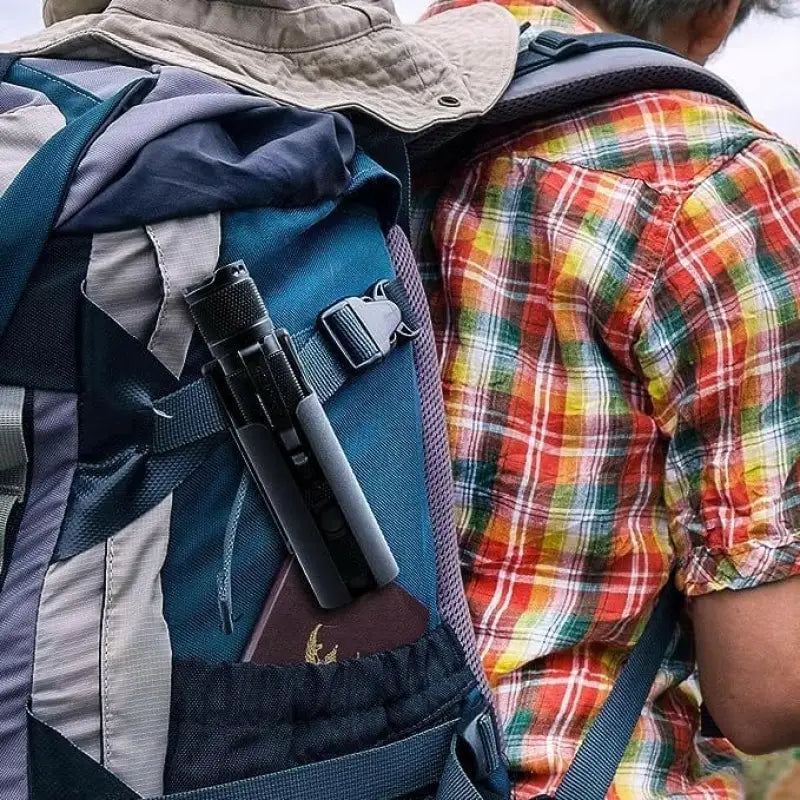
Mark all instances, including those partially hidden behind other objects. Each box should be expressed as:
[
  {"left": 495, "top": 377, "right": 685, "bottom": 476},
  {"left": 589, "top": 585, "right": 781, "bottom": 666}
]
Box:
[
  {"left": 0, "top": 103, "right": 65, "bottom": 194},
  {"left": 31, "top": 538, "right": 106, "bottom": 764},
  {"left": 0, "top": 497, "right": 18, "bottom": 570},
  {"left": 0, "top": 496, "right": 17, "bottom": 527},
  {"left": 101, "top": 495, "right": 173, "bottom": 798},
  {"left": 0, "top": 386, "right": 28, "bottom": 575},
  {"left": 0, "top": 391, "right": 78, "bottom": 800},
  {"left": 146, "top": 213, "right": 221, "bottom": 377},
  {"left": 0, "top": 82, "right": 52, "bottom": 114},
  {"left": 85, "top": 216, "right": 220, "bottom": 376},
  {"left": 30, "top": 491, "right": 175, "bottom": 796},
  {"left": 86, "top": 228, "right": 162, "bottom": 343},
  {"left": 22, "top": 59, "right": 153, "bottom": 100}
]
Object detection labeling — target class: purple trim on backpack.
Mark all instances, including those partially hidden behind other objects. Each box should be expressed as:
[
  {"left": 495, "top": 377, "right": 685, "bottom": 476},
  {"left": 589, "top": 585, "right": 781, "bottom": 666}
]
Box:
[
  {"left": 386, "top": 226, "right": 491, "bottom": 701},
  {"left": 0, "top": 392, "right": 78, "bottom": 800}
]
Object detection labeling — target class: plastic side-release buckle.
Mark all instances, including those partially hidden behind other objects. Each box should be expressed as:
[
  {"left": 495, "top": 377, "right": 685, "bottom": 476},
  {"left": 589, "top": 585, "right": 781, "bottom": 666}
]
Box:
[
  {"left": 457, "top": 704, "right": 503, "bottom": 784},
  {"left": 319, "top": 280, "right": 420, "bottom": 372},
  {"left": 529, "top": 30, "right": 590, "bottom": 60}
]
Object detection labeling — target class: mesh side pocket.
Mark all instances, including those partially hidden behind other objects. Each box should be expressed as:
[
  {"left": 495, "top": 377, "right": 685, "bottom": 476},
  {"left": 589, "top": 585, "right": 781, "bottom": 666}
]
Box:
[{"left": 164, "top": 625, "right": 475, "bottom": 792}]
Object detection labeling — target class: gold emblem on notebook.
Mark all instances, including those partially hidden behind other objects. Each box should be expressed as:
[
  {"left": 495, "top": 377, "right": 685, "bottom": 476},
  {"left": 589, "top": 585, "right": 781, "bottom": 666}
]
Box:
[{"left": 305, "top": 624, "right": 339, "bottom": 665}]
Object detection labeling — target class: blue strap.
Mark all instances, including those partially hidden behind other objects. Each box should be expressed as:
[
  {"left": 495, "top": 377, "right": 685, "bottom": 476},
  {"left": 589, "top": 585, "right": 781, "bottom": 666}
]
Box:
[
  {"left": 0, "top": 56, "right": 16, "bottom": 83},
  {"left": 152, "top": 378, "right": 227, "bottom": 453},
  {"left": 297, "top": 331, "right": 351, "bottom": 403},
  {"left": 0, "top": 75, "right": 153, "bottom": 338},
  {"left": 152, "top": 334, "right": 349, "bottom": 455},
  {"left": 165, "top": 719, "right": 459, "bottom": 800},
  {"left": 554, "top": 580, "right": 682, "bottom": 800},
  {"left": 152, "top": 323, "right": 398, "bottom": 453},
  {"left": 437, "top": 737, "right": 485, "bottom": 800}
]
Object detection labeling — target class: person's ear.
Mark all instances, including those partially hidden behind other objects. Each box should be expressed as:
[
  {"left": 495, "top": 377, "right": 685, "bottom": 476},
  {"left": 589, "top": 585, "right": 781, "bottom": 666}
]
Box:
[{"left": 682, "top": 0, "right": 743, "bottom": 64}]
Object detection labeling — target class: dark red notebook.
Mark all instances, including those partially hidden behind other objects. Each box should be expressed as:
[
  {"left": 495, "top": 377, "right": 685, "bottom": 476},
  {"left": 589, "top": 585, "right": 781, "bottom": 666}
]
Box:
[{"left": 243, "top": 557, "right": 430, "bottom": 666}]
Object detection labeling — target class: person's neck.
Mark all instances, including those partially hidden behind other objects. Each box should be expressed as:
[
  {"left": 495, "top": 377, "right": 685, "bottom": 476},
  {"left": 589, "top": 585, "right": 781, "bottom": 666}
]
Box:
[{"left": 566, "top": 1, "right": 617, "bottom": 32}]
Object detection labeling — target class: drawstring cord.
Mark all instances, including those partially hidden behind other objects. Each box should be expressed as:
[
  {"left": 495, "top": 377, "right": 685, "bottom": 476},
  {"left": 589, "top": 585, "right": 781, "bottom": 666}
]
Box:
[{"left": 217, "top": 469, "right": 250, "bottom": 635}]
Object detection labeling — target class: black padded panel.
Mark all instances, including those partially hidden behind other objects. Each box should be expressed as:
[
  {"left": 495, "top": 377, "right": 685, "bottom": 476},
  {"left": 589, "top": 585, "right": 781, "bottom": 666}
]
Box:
[{"left": 409, "top": 38, "right": 747, "bottom": 158}]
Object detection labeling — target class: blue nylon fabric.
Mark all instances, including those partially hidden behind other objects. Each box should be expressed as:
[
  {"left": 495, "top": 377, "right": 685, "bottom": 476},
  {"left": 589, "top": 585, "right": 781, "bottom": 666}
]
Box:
[
  {"left": 165, "top": 440, "right": 286, "bottom": 662},
  {"left": 164, "top": 149, "right": 425, "bottom": 662},
  {"left": 0, "top": 56, "right": 16, "bottom": 82},
  {"left": 8, "top": 61, "right": 99, "bottom": 121},
  {"left": 219, "top": 164, "right": 438, "bottom": 626},
  {"left": 55, "top": 296, "right": 225, "bottom": 560},
  {"left": 0, "top": 75, "right": 153, "bottom": 340},
  {"left": 42, "top": 138, "right": 396, "bottom": 572},
  {"left": 57, "top": 67, "right": 363, "bottom": 233}
]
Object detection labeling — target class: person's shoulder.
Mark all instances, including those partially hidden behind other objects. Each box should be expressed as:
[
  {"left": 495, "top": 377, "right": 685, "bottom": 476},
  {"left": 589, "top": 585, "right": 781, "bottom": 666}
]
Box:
[{"left": 472, "top": 88, "right": 785, "bottom": 196}]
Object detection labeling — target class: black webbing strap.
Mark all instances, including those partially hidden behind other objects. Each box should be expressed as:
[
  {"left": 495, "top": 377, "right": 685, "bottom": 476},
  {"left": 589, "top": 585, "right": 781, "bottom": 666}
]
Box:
[
  {"left": 313, "top": 277, "right": 420, "bottom": 375},
  {"left": 552, "top": 580, "right": 683, "bottom": 800},
  {"left": 515, "top": 30, "right": 675, "bottom": 79},
  {"left": 409, "top": 30, "right": 747, "bottom": 158},
  {"left": 491, "top": 29, "right": 747, "bottom": 125}
]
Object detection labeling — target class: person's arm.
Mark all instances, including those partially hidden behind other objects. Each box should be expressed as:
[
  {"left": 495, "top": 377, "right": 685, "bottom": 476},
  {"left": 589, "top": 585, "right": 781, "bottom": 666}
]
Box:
[
  {"left": 693, "top": 576, "right": 800, "bottom": 754},
  {"left": 635, "top": 136, "right": 800, "bottom": 755}
]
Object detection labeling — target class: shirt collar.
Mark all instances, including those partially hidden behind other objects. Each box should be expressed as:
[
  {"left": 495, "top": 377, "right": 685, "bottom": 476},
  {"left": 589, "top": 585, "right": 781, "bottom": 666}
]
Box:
[{"left": 423, "top": 0, "right": 600, "bottom": 32}]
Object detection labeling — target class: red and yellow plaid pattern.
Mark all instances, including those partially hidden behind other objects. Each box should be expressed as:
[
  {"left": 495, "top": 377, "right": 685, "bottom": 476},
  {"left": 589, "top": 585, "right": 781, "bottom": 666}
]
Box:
[{"left": 415, "top": 1, "right": 800, "bottom": 797}]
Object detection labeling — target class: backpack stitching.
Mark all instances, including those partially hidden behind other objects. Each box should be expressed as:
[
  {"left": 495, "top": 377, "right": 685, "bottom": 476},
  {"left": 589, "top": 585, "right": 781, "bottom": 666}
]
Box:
[
  {"left": 146, "top": 224, "right": 171, "bottom": 355},
  {"left": 102, "top": 536, "right": 114, "bottom": 767},
  {"left": 15, "top": 62, "right": 99, "bottom": 105}
]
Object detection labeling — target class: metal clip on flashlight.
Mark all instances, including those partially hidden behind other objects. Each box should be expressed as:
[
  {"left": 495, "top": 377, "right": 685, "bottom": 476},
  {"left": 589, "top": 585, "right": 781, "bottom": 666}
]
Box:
[{"left": 185, "top": 262, "right": 399, "bottom": 610}]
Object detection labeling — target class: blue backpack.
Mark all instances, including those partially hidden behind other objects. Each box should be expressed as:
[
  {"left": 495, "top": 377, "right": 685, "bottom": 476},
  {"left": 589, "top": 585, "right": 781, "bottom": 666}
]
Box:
[{"left": 0, "top": 33, "right": 744, "bottom": 800}]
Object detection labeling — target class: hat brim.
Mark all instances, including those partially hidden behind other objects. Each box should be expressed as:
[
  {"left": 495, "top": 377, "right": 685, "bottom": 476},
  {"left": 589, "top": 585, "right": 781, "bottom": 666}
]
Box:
[{"left": 18, "top": 2, "right": 519, "bottom": 134}]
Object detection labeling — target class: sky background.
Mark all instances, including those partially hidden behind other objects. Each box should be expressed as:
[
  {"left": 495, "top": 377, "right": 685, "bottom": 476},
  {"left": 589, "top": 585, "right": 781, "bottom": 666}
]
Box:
[{"left": 2, "top": 0, "right": 799, "bottom": 144}]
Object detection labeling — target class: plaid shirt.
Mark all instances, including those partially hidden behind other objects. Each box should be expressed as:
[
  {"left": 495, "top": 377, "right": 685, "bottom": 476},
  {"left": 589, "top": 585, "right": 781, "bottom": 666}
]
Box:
[{"left": 414, "top": 1, "right": 800, "bottom": 797}]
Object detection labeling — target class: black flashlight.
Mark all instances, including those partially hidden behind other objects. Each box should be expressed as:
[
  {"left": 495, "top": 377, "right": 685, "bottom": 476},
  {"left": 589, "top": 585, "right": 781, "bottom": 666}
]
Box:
[{"left": 185, "top": 261, "right": 399, "bottom": 610}]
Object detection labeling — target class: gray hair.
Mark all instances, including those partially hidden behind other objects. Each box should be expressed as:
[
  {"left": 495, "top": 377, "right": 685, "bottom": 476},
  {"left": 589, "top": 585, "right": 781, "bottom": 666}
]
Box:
[{"left": 586, "top": 0, "right": 793, "bottom": 38}]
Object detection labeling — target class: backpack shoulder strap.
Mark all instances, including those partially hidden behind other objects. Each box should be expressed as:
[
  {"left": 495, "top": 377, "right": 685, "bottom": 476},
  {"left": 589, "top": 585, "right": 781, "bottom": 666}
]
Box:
[
  {"left": 408, "top": 31, "right": 747, "bottom": 158},
  {"left": 488, "top": 29, "right": 748, "bottom": 127},
  {"left": 552, "top": 579, "right": 683, "bottom": 800}
]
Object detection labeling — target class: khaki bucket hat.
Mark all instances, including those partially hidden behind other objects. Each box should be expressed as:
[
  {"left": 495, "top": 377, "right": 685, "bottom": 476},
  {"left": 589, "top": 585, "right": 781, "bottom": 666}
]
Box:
[{"left": 1, "top": 0, "right": 520, "bottom": 134}]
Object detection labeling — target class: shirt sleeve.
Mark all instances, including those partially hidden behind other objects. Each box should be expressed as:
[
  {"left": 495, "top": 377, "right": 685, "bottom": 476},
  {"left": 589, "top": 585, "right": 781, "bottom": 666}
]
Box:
[{"left": 635, "top": 137, "right": 800, "bottom": 597}]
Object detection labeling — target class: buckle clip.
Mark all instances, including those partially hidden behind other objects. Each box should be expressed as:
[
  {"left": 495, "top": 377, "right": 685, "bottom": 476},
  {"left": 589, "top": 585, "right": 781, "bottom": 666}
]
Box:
[
  {"left": 529, "top": 31, "right": 590, "bottom": 60},
  {"left": 320, "top": 280, "right": 419, "bottom": 372},
  {"left": 457, "top": 708, "right": 502, "bottom": 784}
]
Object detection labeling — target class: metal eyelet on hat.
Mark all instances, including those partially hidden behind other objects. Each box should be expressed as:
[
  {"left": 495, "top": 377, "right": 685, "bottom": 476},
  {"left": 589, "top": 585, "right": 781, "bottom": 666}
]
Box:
[{"left": 438, "top": 95, "right": 462, "bottom": 108}]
